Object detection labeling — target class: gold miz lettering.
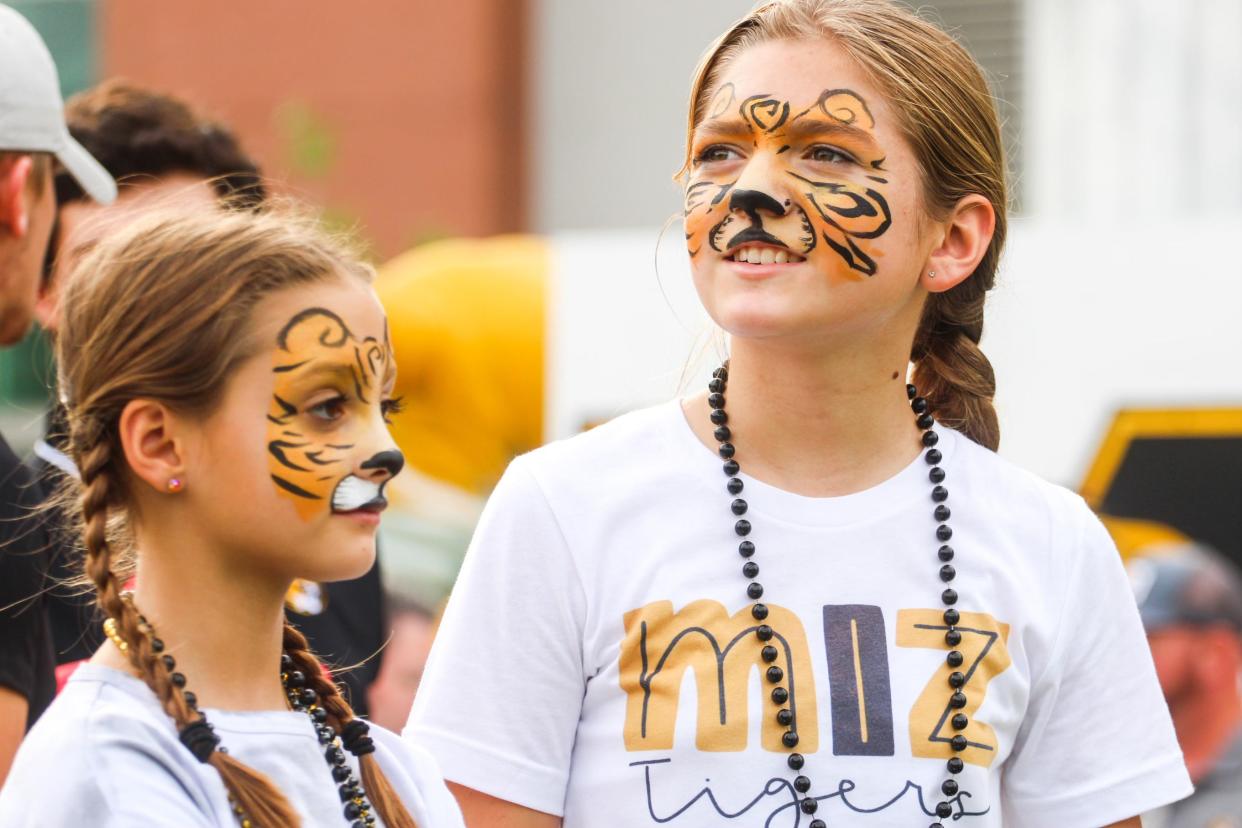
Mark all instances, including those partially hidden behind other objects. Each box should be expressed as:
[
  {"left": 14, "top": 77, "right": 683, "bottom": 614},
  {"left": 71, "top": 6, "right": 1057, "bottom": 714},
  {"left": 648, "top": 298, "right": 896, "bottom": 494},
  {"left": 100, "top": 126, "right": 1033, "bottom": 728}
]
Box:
[{"left": 619, "top": 600, "right": 1011, "bottom": 766}]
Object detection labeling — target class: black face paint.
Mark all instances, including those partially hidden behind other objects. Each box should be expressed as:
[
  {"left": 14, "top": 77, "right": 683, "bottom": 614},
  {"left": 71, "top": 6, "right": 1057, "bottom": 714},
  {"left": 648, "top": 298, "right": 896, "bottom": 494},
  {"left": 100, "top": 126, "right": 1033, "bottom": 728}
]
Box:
[{"left": 686, "top": 87, "right": 893, "bottom": 277}]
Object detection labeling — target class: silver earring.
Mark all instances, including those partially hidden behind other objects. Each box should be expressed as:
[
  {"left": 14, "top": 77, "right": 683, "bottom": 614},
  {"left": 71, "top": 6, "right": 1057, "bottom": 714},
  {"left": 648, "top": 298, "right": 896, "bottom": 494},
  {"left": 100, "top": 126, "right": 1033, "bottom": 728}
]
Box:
[{"left": 928, "top": 270, "right": 937, "bottom": 278}]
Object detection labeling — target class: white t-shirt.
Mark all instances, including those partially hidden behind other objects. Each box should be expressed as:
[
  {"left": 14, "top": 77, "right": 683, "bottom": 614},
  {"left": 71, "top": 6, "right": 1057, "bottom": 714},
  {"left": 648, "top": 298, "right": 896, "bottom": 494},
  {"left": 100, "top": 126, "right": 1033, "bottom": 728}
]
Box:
[
  {"left": 405, "top": 401, "right": 1192, "bottom": 827},
  {"left": 0, "top": 664, "right": 464, "bottom": 827}
]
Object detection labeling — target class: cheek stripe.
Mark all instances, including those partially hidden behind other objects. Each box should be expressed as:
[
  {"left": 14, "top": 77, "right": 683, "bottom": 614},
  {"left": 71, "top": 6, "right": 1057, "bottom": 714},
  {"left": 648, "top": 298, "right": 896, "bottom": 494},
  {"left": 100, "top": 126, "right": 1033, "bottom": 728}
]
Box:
[
  {"left": 269, "top": 440, "right": 313, "bottom": 472},
  {"left": 272, "top": 475, "right": 322, "bottom": 500}
]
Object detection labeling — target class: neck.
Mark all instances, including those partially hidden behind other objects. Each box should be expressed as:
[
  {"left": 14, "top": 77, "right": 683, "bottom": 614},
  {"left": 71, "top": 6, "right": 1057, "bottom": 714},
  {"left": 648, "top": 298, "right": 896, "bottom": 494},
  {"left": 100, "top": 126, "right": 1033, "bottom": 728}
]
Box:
[
  {"left": 1172, "top": 680, "right": 1242, "bottom": 783},
  {"left": 686, "top": 335, "right": 921, "bottom": 496},
  {"left": 95, "top": 521, "right": 292, "bottom": 712}
]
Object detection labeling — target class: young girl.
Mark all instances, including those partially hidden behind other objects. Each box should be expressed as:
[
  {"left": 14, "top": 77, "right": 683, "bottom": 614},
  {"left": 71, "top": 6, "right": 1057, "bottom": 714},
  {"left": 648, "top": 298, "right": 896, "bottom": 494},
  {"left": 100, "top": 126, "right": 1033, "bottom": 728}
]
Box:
[
  {"left": 0, "top": 209, "right": 463, "bottom": 827},
  {"left": 406, "top": 2, "right": 1192, "bottom": 826}
]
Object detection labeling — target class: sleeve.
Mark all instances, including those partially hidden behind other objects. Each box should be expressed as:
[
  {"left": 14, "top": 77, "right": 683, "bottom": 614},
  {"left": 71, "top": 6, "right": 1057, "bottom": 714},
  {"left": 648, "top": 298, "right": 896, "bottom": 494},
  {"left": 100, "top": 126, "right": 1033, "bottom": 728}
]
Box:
[
  {"left": 1001, "top": 505, "right": 1194, "bottom": 827},
  {"left": 403, "top": 456, "right": 588, "bottom": 817}
]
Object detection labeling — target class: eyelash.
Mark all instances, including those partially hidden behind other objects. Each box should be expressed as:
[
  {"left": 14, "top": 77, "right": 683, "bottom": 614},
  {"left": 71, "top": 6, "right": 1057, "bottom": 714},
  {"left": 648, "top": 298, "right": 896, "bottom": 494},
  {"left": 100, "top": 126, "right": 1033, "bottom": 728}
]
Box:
[
  {"left": 695, "top": 144, "right": 741, "bottom": 164},
  {"left": 308, "top": 394, "right": 348, "bottom": 422},
  {"left": 305, "top": 394, "right": 404, "bottom": 424},
  {"left": 381, "top": 395, "right": 406, "bottom": 424},
  {"left": 807, "top": 144, "right": 856, "bottom": 165}
]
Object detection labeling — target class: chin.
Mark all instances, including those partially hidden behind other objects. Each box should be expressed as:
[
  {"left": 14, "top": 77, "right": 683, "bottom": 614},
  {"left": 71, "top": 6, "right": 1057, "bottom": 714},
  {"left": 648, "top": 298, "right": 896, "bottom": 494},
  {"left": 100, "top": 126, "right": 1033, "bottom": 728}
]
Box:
[
  {"left": 299, "top": 534, "right": 378, "bottom": 584},
  {"left": 712, "top": 297, "right": 829, "bottom": 341}
]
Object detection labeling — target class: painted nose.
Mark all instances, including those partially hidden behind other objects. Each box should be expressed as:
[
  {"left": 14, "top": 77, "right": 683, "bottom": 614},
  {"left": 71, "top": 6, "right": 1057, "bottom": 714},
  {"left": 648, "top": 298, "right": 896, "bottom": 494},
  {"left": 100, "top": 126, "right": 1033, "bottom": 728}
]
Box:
[
  {"left": 729, "top": 188, "right": 787, "bottom": 223},
  {"left": 360, "top": 450, "right": 405, "bottom": 480}
]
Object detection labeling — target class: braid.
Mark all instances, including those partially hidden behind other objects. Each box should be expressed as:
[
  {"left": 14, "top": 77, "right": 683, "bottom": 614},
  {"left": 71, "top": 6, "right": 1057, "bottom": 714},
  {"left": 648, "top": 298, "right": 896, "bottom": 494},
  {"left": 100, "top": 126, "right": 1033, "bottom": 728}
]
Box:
[
  {"left": 282, "top": 622, "right": 419, "bottom": 828},
  {"left": 911, "top": 291, "right": 1000, "bottom": 451},
  {"left": 75, "top": 418, "right": 300, "bottom": 827}
]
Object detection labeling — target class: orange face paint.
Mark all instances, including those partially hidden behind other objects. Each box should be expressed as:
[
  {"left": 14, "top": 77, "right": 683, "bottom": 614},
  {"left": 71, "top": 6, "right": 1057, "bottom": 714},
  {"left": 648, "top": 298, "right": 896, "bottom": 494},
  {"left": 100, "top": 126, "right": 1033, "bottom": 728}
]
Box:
[
  {"left": 685, "top": 84, "right": 893, "bottom": 277},
  {"left": 266, "top": 307, "right": 394, "bottom": 520}
]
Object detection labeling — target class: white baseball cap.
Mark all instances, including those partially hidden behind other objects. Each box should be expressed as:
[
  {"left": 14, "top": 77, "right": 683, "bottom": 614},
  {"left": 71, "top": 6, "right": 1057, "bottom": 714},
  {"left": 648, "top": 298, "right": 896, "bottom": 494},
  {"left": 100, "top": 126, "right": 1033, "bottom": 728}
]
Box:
[{"left": 0, "top": 4, "right": 115, "bottom": 203}]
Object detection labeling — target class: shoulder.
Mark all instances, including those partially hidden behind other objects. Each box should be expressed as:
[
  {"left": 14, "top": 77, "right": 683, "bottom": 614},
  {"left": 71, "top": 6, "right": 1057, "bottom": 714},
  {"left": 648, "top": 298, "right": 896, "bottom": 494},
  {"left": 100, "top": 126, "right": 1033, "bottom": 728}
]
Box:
[
  {"left": 0, "top": 667, "right": 194, "bottom": 822},
  {"left": 513, "top": 401, "right": 687, "bottom": 501},
  {"left": 948, "top": 430, "right": 1098, "bottom": 539},
  {"left": 20, "top": 666, "right": 183, "bottom": 762}
]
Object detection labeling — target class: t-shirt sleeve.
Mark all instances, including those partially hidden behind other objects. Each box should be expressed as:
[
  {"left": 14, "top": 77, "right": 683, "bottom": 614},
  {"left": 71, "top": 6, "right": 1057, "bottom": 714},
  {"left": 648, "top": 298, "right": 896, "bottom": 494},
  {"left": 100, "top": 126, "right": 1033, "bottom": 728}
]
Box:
[
  {"left": 404, "top": 456, "right": 588, "bottom": 817},
  {"left": 1001, "top": 505, "right": 1193, "bottom": 827}
]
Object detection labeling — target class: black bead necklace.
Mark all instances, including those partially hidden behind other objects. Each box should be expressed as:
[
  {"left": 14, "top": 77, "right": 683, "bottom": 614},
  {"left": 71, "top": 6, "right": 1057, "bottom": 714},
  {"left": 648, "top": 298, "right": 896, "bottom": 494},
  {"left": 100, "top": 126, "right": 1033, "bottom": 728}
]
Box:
[
  {"left": 110, "top": 602, "right": 381, "bottom": 827},
  {"left": 707, "top": 363, "right": 969, "bottom": 827},
  {"left": 281, "top": 654, "right": 379, "bottom": 828}
]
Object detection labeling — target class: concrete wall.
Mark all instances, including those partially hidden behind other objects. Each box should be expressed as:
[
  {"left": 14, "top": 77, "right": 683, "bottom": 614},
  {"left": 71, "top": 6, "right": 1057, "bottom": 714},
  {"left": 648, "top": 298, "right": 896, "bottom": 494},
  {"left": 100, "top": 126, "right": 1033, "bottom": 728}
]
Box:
[{"left": 530, "top": 0, "right": 753, "bottom": 232}]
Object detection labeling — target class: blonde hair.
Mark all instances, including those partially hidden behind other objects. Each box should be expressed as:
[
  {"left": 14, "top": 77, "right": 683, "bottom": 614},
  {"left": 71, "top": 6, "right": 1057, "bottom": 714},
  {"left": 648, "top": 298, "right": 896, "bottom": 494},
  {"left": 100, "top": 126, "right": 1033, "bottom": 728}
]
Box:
[
  {"left": 57, "top": 208, "right": 417, "bottom": 827},
  {"left": 683, "top": 0, "right": 1006, "bottom": 450}
]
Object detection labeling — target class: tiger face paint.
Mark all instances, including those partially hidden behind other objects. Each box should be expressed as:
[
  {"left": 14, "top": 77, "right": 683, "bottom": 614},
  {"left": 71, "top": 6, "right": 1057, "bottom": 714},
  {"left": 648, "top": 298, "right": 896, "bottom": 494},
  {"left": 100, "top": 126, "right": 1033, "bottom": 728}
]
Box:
[
  {"left": 685, "top": 82, "right": 893, "bottom": 278},
  {"left": 266, "top": 307, "right": 404, "bottom": 521}
]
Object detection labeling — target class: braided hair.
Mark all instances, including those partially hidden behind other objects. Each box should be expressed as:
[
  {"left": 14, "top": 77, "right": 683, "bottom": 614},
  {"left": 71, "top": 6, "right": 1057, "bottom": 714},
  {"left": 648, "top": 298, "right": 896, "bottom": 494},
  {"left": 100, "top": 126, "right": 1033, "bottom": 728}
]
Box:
[{"left": 59, "top": 207, "right": 418, "bottom": 827}]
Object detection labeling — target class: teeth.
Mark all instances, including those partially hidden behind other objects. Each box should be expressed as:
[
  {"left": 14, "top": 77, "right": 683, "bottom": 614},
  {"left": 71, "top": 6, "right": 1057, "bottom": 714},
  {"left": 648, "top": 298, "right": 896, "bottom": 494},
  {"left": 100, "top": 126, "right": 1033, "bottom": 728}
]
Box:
[
  {"left": 731, "top": 245, "right": 802, "bottom": 264},
  {"left": 332, "top": 475, "right": 384, "bottom": 511}
]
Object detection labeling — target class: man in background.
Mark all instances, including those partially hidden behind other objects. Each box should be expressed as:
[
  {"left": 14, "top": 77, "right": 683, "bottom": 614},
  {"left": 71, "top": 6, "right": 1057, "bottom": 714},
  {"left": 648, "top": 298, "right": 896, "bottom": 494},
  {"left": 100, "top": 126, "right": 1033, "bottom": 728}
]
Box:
[
  {"left": 1129, "top": 543, "right": 1242, "bottom": 827},
  {"left": 0, "top": 4, "right": 114, "bottom": 783}
]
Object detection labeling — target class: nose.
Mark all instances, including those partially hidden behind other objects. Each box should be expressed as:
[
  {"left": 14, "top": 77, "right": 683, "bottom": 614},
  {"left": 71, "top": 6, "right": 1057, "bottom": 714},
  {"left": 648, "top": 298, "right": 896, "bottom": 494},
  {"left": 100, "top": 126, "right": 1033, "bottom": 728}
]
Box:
[
  {"left": 729, "top": 188, "right": 787, "bottom": 223},
  {"left": 360, "top": 449, "right": 405, "bottom": 481}
]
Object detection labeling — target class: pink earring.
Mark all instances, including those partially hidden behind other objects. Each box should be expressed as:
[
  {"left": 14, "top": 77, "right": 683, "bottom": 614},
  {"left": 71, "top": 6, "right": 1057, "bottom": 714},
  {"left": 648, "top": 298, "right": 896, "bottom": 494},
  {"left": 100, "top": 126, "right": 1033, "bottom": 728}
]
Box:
[{"left": 166, "top": 478, "right": 184, "bottom": 493}]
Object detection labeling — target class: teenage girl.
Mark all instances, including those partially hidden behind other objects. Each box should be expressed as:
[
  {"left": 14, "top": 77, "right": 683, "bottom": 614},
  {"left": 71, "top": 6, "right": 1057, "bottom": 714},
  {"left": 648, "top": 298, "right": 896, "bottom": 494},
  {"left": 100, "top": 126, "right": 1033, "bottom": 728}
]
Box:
[
  {"left": 0, "top": 208, "right": 463, "bottom": 827},
  {"left": 406, "top": 2, "right": 1191, "bottom": 826}
]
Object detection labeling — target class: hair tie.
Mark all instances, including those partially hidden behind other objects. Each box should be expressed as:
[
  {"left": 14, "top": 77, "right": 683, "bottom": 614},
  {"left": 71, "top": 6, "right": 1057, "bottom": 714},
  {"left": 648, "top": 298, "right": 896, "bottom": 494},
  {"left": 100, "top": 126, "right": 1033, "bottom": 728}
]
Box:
[
  {"left": 179, "top": 718, "right": 220, "bottom": 763},
  {"left": 340, "top": 719, "right": 375, "bottom": 756}
]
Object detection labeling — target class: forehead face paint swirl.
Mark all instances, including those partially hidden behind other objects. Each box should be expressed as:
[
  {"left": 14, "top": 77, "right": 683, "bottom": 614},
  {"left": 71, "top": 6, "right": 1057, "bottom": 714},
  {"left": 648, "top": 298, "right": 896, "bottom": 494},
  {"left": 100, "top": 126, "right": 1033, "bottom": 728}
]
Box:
[
  {"left": 685, "top": 83, "right": 893, "bottom": 277},
  {"left": 266, "top": 307, "right": 393, "bottom": 520}
]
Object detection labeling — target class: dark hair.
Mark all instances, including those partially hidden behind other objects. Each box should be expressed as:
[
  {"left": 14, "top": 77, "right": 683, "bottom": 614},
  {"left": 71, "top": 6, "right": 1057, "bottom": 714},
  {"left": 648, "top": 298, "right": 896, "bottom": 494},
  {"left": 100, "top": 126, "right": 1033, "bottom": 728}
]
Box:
[{"left": 54, "top": 79, "right": 264, "bottom": 209}]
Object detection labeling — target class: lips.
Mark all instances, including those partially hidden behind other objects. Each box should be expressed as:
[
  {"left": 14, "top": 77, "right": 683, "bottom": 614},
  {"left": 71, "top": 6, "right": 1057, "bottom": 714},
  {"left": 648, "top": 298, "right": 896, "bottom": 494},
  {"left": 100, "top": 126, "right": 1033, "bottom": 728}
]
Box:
[
  {"left": 331, "top": 475, "right": 388, "bottom": 513},
  {"left": 724, "top": 227, "right": 806, "bottom": 264}
]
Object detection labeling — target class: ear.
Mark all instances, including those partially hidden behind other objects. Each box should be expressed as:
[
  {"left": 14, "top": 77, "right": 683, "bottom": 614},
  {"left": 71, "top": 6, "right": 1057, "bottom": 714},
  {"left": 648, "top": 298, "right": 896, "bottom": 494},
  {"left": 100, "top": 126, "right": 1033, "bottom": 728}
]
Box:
[
  {"left": 34, "top": 268, "right": 61, "bottom": 331},
  {"left": 921, "top": 194, "right": 996, "bottom": 294},
  {"left": 0, "top": 156, "right": 33, "bottom": 238},
  {"left": 117, "top": 399, "right": 187, "bottom": 494}
]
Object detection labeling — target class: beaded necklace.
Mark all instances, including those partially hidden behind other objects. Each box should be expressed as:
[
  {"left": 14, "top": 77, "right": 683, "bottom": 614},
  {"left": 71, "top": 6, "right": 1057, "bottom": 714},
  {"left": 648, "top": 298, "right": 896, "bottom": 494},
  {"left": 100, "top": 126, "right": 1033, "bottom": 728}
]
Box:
[
  {"left": 103, "top": 606, "right": 380, "bottom": 828},
  {"left": 706, "top": 363, "right": 969, "bottom": 827}
]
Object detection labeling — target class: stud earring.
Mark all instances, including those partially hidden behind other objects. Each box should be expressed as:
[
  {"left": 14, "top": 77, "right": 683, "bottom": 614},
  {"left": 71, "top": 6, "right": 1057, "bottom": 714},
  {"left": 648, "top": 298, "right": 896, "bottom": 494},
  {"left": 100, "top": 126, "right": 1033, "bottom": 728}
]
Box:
[
  {"left": 166, "top": 478, "right": 184, "bottom": 493},
  {"left": 928, "top": 270, "right": 937, "bottom": 278}
]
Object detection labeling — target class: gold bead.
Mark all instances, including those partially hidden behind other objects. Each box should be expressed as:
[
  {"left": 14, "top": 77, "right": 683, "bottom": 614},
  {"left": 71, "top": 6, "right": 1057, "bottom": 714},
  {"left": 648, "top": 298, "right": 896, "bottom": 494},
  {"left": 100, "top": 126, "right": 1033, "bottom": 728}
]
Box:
[{"left": 241, "top": 820, "right": 252, "bottom": 828}]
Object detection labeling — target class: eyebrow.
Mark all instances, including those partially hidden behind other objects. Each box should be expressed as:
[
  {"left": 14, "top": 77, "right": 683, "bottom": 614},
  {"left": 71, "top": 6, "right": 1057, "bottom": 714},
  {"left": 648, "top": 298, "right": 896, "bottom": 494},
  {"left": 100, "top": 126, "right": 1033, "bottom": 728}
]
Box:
[
  {"left": 273, "top": 360, "right": 355, "bottom": 386},
  {"left": 781, "top": 118, "right": 880, "bottom": 150},
  {"left": 694, "top": 116, "right": 881, "bottom": 152},
  {"left": 693, "top": 118, "right": 754, "bottom": 141}
]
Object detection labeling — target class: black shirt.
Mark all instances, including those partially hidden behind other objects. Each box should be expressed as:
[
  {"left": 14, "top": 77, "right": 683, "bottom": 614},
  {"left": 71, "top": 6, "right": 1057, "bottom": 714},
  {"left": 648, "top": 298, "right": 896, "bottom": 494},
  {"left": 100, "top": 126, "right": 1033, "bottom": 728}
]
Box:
[{"left": 0, "top": 432, "right": 55, "bottom": 729}]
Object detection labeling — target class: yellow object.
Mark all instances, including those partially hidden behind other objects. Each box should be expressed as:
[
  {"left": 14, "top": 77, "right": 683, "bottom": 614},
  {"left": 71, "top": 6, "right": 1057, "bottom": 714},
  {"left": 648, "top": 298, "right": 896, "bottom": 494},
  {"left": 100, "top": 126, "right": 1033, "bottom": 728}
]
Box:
[
  {"left": 1080, "top": 408, "right": 1242, "bottom": 509},
  {"left": 1098, "top": 515, "right": 1189, "bottom": 561},
  {"left": 101, "top": 617, "right": 127, "bottom": 652},
  {"left": 375, "top": 235, "right": 548, "bottom": 496}
]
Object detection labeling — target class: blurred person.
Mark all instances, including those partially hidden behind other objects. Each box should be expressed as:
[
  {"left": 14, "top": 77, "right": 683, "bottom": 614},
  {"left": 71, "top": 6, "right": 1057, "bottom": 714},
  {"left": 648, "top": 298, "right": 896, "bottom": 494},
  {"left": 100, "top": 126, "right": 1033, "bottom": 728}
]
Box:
[
  {"left": 406, "top": 1, "right": 1190, "bottom": 826},
  {"left": 0, "top": 208, "right": 462, "bottom": 826},
  {"left": 34, "top": 79, "right": 387, "bottom": 717},
  {"left": 366, "top": 235, "right": 544, "bottom": 728},
  {"left": 1128, "top": 544, "right": 1242, "bottom": 827},
  {"left": 0, "top": 3, "right": 114, "bottom": 784}
]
